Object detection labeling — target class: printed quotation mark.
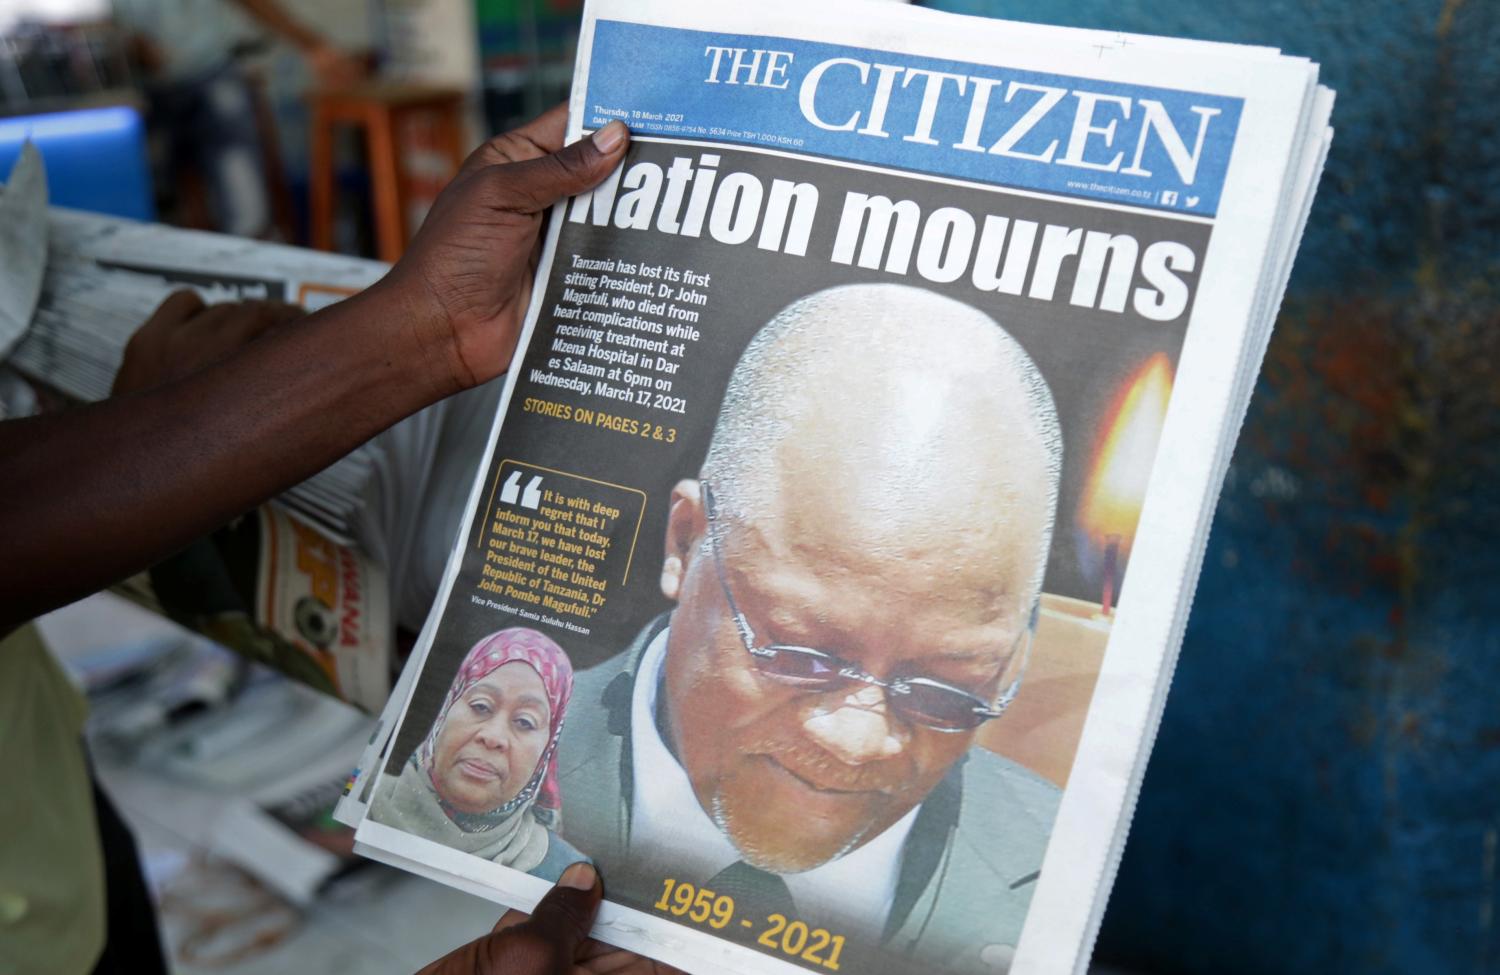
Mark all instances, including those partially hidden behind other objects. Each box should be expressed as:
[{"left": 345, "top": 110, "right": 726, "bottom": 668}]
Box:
[{"left": 500, "top": 471, "right": 543, "bottom": 509}]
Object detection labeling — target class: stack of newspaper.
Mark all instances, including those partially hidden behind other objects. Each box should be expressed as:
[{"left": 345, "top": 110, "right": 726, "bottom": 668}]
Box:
[
  {"left": 6, "top": 206, "right": 508, "bottom": 708},
  {"left": 11, "top": 209, "right": 390, "bottom": 547},
  {"left": 337, "top": 1, "right": 1334, "bottom": 974}
]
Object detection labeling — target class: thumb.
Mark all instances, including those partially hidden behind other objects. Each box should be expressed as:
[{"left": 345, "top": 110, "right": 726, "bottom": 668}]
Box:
[
  {"left": 526, "top": 862, "right": 602, "bottom": 948},
  {"left": 485, "top": 862, "right": 602, "bottom": 974},
  {"left": 488, "top": 121, "right": 630, "bottom": 213}
]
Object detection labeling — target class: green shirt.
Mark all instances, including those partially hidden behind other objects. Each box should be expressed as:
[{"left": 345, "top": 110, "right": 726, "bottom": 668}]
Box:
[{"left": 0, "top": 625, "right": 105, "bottom": 975}]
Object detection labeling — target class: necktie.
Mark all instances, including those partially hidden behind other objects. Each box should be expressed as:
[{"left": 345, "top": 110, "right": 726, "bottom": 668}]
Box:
[{"left": 707, "top": 860, "right": 797, "bottom": 932}]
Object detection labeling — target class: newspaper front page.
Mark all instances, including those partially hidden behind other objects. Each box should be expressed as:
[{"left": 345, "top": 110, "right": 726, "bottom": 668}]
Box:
[{"left": 352, "top": 2, "right": 1332, "bottom": 972}]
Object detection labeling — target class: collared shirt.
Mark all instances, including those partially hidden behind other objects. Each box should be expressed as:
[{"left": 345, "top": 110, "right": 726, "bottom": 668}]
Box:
[
  {"left": 0, "top": 625, "right": 105, "bottom": 975},
  {"left": 627, "top": 626, "right": 919, "bottom": 929}
]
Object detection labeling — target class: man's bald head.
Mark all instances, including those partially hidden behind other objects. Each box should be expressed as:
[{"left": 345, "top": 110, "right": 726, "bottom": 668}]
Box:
[{"left": 701, "top": 283, "right": 1062, "bottom": 606}]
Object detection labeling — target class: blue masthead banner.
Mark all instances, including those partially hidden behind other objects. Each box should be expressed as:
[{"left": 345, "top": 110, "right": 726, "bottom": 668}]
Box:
[{"left": 584, "top": 21, "right": 1242, "bottom": 216}]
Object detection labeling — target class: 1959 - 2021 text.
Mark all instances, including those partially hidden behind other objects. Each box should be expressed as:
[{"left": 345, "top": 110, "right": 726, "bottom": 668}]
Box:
[{"left": 653, "top": 878, "right": 847, "bottom": 970}]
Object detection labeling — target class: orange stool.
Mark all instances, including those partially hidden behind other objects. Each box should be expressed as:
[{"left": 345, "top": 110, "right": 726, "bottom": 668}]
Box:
[{"left": 308, "top": 83, "right": 467, "bottom": 262}]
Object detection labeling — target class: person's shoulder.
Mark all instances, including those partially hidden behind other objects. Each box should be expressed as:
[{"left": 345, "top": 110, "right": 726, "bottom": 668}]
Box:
[
  {"left": 951, "top": 750, "right": 1060, "bottom": 883},
  {"left": 557, "top": 653, "right": 632, "bottom": 777},
  {"left": 572, "top": 649, "right": 630, "bottom": 700},
  {"left": 557, "top": 614, "right": 668, "bottom": 776},
  {"left": 528, "top": 828, "right": 592, "bottom": 882},
  {"left": 961, "top": 750, "right": 1060, "bottom": 824},
  {"left": 890, "top": 752, "right": 1059, "bottom": 967}
]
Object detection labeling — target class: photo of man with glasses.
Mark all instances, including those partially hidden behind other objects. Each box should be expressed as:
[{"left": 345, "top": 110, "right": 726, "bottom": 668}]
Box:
[{"left": 556, "top": 283, "right": 1065, "bottom": 975}]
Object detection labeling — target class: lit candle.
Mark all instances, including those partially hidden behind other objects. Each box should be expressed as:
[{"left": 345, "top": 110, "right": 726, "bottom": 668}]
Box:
[
  {"left": 1077, "top": 354, "right": 1174, "bottom": 620},
  {"left": 1100, "top": 534, "right": 1120, "bottom": 616}
]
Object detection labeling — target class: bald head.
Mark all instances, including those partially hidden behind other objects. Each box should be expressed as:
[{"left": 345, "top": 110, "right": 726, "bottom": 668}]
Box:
[{"left": 702, "top": 284, "right": 1062, "bottom": 607}]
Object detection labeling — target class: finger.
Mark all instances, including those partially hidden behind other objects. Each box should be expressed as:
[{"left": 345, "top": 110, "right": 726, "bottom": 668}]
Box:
[
  {"left": 574, "top": 938, "right": 617, "bottom": 962},
  {"left": 516, "top": 862, "right": 603, "bottom": 961},
  {"left": 579, "top": 951, "right": 688, "bottom": 975},
  {"left": 117, "top": 290, "right": 205, "bottom": 390},
  {"left": 205, "top": 301, "right": 300, "bottom": 356},
  {"left": 140, "top": 289, "right": 206, "bottom": 333},
  {"left": 508, "top": 103, "right": 570, "bottom": 154},
  {"left": 192, "top": 300, "right": 300, "bottom": 337},
  {"left": 491, "top": 908, "right": 528, "bottom": 933},
  {"left": 233, "top": 300, "right": 306, "bottom": 340},
  {"left": 482, "top": 122, "right": 630, "bottom": 215},
  {"left": 174, "top": 300, "right": 257, "bottom": 344},
  {"left": 457, "top": 103, "right": 571, "bottom": 180},
  {"left": 575, "top": 946, "right": 667, "bottom": 974}
]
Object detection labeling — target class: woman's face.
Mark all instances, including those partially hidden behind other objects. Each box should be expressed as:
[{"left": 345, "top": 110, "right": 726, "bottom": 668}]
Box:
[{"left": 431, "top": 661, "right": 550, "bottom": 815}]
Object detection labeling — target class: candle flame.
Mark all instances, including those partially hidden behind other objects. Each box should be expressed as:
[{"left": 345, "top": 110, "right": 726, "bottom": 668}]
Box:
[{"left": 1078, "top": 354, "right": 1175, "bottom": 555}]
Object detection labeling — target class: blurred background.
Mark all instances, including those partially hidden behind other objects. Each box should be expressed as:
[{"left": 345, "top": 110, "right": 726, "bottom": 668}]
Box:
[
  {"left": 3, "top": 0, "right": 1496, "bottom": 972},
  {"left": 0, "top": 0, "right": 577, "bottom": 253}
]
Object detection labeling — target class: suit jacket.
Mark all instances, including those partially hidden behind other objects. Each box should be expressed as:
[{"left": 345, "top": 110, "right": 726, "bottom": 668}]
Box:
[{"left": 557, "top": 615, "right": 1060, "bottom": 975}]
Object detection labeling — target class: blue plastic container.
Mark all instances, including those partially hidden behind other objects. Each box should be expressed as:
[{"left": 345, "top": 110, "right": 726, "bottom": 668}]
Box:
[{"left": 0, "top": 106, "right": 154, "bottom": 221}]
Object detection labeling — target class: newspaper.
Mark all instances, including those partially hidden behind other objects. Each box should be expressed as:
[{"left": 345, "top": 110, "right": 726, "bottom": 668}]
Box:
[
  {"left": 0, "top": 145, "right": 45, "bottom": 360},
  {"left": 107, "top": 504, "right": 393, "bottom": 713},
  {"left": 12, "top": 208, "right": 396, "bottom": 548},
  {"left": 347, "top": 2, "right": 1334, "bottom": 973},
  {"left": 4, "top": 203, "right": 518, "bottom": 706}
]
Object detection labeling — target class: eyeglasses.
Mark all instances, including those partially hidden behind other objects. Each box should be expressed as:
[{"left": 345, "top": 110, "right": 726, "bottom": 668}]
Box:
[{"left": 701, "top": 482, "right": 1034, "bottom": 733}]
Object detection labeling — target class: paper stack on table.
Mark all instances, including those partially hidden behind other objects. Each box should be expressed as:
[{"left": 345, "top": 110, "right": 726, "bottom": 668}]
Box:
[
  {"left": 8, "top": 206, "right": 393, "bottom": 547},
  {"left": 0, "top": 199, "right": 507, "bottom": 706}
]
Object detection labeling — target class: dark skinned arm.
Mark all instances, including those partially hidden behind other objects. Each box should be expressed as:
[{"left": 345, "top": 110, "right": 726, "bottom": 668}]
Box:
[
  {"left": 230, "top": 0, "right": 367, "bottom": 87},
  {"left": 2, "top": 285, "right": 440, "bottom": 626},
  {"left": 231, "top": 0, "right": 328, "bottom": 53},
  {"left": 0, "top": 110, "right": 630, "bottom": 632}
]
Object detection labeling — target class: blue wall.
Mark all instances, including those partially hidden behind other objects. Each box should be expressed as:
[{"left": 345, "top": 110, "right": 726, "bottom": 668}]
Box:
[{"left": 926, "top": 1, "right": 1500, "bottom": 971}]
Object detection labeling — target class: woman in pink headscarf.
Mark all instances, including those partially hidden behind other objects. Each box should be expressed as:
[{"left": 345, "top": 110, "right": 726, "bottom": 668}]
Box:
[{"left": 372, "top": 627, "right": 585, "bottom": 879}]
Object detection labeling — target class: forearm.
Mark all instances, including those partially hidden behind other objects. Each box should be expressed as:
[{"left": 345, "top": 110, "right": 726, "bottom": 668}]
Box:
[
  {"left": 0, "top": 283, "right": 455, "bottom": 628},
  {"left": 231, "top": 0, "right": 326, "bottom": 52},
  {"left": 0, "top": 105, "right": 630, "bottom": 631}
]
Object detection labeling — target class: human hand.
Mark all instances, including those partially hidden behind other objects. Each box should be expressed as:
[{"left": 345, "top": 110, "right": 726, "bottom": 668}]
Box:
[
  {"left": 372, "top": 105, "right": 629, "bottom": 397},
  {"left": 113, "top": 292, "right": 305, "bottom": 396},
  {"left": 419, "top": 863, "right": 682, "bottom": 975}
]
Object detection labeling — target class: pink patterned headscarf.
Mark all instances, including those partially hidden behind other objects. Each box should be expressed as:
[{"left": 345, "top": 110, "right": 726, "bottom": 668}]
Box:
[{"left": 418, "top": 627, "right": 575, "bottom": 815}]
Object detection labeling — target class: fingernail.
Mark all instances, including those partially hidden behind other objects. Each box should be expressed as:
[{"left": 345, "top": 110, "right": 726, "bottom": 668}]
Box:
[
  {"left": 559, "top": 862, "right": 597, "bottom": 891},
  {"left": 592, "top": 121, "right": 627, "bottom": 153}
]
